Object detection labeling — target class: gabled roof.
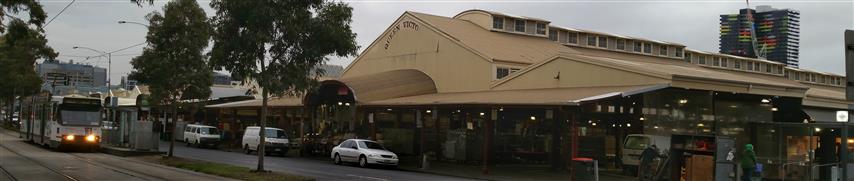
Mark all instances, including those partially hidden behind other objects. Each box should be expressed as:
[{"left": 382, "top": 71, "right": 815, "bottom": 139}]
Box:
[{"left": 409, "top": 11, "right": 577, "bottom": 64}]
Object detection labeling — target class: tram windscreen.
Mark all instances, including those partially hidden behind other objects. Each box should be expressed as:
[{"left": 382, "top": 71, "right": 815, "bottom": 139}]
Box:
[{"left": 60, "top": 110, "right": 100, "bottom": 126}]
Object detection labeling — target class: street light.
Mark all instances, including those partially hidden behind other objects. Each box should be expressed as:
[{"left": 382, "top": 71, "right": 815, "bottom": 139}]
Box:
[
  {"left": 118, "top": 20, "right": 150, "bottom": 27},
  {"left": 73, "top": 46, "right": 111, "bottom": 86}
]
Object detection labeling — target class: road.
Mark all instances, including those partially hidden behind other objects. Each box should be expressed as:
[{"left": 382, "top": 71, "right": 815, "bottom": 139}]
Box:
[
  {"left": 160, "top": 141, "right": 478, "bottom": 181},
  {"left": 0, "top": 129, "right": 234, "bottom": 181}
]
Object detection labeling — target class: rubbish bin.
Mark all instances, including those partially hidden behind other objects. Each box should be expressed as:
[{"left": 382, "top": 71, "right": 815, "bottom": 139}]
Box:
[{"left": 573, "top": 157, "right": 598, "bottom": 181}]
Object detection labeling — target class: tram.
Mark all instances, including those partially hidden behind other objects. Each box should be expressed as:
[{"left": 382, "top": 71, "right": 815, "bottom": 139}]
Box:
[{"left": 19, "top": 93, "right": 103, "bottom": 151}]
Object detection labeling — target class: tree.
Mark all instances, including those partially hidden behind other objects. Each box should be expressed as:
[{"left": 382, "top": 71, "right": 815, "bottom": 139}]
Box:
[
  {"left": 0, "top": 19, "right": 55, "bottom": 124},
  {"left": 0, "top": 0, "right": 47, "bottom": 32},
  {"left": 129, "top": 0, "right": 212, "bottom": 157},
  {"left": 209, "top": 0, "right": 358, "bottom": 171}
]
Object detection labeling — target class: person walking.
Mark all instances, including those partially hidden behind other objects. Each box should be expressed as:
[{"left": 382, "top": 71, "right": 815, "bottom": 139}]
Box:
[
  {"left": 741, "top": 144, "right": 757, "bottom": 181},
  {"left": 639, "top": 144, "right": 660, "bottom": 181}
]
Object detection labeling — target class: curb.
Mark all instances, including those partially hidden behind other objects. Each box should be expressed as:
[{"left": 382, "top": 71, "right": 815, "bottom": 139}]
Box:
[{"left": 397, "top": 166, "right": 494, "bottom": 181}]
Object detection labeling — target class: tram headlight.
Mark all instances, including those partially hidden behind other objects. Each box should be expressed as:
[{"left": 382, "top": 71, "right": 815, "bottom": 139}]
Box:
[
  {"left": 85, "top": 135, "right": 97, "bottom": 142},
  {"left": 64, "top": 135, "right": 75, "bottom": 141}
]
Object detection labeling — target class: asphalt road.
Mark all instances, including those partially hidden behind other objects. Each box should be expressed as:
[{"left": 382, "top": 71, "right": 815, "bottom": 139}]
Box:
[
  {"left": 160, "top": 141, "right": 478, "bottom": 181},
  {"left": 0, "top": 129, "right": 233, "bottom": 181}
]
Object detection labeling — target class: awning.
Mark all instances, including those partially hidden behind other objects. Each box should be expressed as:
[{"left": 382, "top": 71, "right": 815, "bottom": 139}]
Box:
[
  {"left": 206, "top": 96, "right": 302, "bottom": 108},
  {"left": 362, "top": 84, "right": 667, "bottom": 106}
]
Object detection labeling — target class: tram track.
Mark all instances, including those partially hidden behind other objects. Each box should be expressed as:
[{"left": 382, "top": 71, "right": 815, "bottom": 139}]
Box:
[
  {"left": 0, "top": 130, "right": 161, "bottom": 181},
  {"left": 0, "top": 143, "right": 80, "bottom": 181},
  {"left": 0, "top": 164, "right": 19, "bottom": 181}
]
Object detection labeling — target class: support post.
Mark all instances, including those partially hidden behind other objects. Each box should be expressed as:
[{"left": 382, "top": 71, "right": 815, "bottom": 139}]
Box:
[{"left": 841, "top": 122, "right": 849, "bottom": 181}]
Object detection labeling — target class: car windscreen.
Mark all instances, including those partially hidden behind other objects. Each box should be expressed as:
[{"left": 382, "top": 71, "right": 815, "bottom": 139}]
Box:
[
  {"left": 60, "top": 110, "right": 101, "bottom": 126},
  {"left": 265, "top": 129, "right": 287, "bottom": 139},
  {"left": 200, "top": 127, "right": 220, "bottom": 135},
  {"left": 358, "top": 141, "right": 386, "bottom": 150},
  {"left": 624, "top": 136, "right": 650, "bottom": 150}
]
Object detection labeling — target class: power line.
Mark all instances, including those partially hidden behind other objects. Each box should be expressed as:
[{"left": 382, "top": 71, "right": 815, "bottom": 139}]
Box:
[{"left": 44, "top": 0, "right": 76, "bottom": 27}]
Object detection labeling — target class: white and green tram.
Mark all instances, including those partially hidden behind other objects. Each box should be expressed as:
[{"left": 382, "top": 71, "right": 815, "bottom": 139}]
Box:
[{"left": 19, "top": 93, "right": 103, "bottom": 151}]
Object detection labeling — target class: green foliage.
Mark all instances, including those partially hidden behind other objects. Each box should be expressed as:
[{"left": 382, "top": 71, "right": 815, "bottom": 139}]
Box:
[
  {"left": 130, "top": 0, "right": 212, "bottom": 105},
  {"left": 209, "top": 0, "right": 359, "bottom": 97},
  {"left": 0, "top": 19, "right": 56, "bottom": 99},
  {"left": 0, "top": 0, "right": 47, "bottom": 32}
]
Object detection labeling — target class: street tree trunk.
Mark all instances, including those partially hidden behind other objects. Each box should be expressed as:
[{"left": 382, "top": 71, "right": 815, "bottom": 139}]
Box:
[
  {"left": 168, "top": 101, "right": 178, "bottom": 157},
  {"left": 257, "top": 60, "right": 268, "bottom": 172}
]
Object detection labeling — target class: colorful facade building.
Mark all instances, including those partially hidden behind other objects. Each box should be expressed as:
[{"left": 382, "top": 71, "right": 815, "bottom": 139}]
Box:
[{"left": 720, "top": 5, "right": 801, "bottom": 67}]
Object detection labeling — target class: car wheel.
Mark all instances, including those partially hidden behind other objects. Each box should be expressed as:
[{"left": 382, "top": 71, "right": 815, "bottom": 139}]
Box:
[
  {"left": 359, "top": 155, "right": 368, "bottom": 168},
  {"left": 244, "top": 145, "right": 251, "bottom": 154},
  {"left": 334, "top": 153, "right": 342, "bottom": 165}
]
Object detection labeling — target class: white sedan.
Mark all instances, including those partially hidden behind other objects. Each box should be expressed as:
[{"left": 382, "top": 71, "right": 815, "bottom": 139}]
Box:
[{"left": 331, "top": 139, "right": 398, "bottom": 167}]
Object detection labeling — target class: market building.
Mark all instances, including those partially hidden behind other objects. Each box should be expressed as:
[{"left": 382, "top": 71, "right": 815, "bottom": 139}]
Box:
[{"left": 206, "top": 10, "right": 853, "bottom": 180}]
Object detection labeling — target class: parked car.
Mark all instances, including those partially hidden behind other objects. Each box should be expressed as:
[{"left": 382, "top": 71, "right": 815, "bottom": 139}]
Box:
[
  {"left": 242, "top": 126, "right": 289, "bottom": 156},
  {"left": 331, "top": 139, "right": 398, "bottom": 167},
  {"left": 183, "top": 124, "right": 221, "bottom": 148}
]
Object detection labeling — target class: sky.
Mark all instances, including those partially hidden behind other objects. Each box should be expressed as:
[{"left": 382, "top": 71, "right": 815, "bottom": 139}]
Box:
[{"left": 30, "top": 0, "right": 854, "bottom": 84}]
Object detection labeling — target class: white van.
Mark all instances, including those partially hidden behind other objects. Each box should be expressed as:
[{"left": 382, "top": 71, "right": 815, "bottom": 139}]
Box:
[
  {"left": 242, "top": 126, "right": 289, "bottom": 156},
  {"left": 621, "top": 134, "right": 670, "bottom": 174},
  {"left": 183, "top": 124, "right": 221, "bottom": 148}
]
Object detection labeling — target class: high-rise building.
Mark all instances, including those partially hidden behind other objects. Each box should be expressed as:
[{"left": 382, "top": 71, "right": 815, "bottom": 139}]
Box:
[
  {"left": 719, "top": 5, "right": 800, "bottom": 67},
  {"left": 36, "top": 60, "right": 108, "bottom": 95}
]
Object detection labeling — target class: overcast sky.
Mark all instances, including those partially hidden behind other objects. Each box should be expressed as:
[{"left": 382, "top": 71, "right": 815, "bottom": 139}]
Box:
[{"left": 34, "top": 0, "right": 853, "bottom": 84}]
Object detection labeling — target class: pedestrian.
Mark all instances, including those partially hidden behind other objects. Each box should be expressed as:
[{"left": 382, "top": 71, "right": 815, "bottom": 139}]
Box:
[
  {"left": 639, "top": 144, "right": 660, "bottom": 181},
  {"left": 741, "top": 144, "right": 757, "bottom": 181}
]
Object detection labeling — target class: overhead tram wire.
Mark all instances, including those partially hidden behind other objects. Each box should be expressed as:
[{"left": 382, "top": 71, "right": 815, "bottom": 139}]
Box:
[{"left": 44, "top": 0, "right": 77, "bottom": 27}]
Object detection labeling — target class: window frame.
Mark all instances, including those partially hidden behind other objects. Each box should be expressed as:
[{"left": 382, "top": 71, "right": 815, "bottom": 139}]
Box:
[
  {"left": 536, "top": 23, "right": 547, "bottom": 35},
  {"left": 734, "top": 60, "right": 741, "bottom": 69},
  {"left": 659, "top": 45, "right": 668, "bottom": 56},
  {"left": 548, "top": 30, "right": 558, "bottom": 41},
  {"left": 643, "top": 43, "right": 652, "bottom": 54},
  {"left": 597, "top": 36, "right": 608, "bottom": 48},
  {"left": 496, "top": 67, "right": 511, "bottom": 80},
  {"left": 616, "top": 39, "right": 625, "bottom": 50},
  {"left": 492, "top": 16, "right": 504, "bottom": 29},
  {"left": 587, "top": 35, "right": 597, "bottom": 46},
  {"left": 633, "top": 42, "right": 642, "bottom": 52},
  {"left": 698, "top": 56, "right": 706, "bottom": 65},
  {"left": 514, "top": 19, "right": 526, "bottom": 32},
  {"left": 568, "top": 32, "right": 578, "bottom": 44},
  {"left": 674, "top": 48, "right": 683, "bottom": 57}
]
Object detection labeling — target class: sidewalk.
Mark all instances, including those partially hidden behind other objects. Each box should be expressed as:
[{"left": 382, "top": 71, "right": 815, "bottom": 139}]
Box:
[{"left": 397, "top": 156, "right": 636, "bottom": 181}]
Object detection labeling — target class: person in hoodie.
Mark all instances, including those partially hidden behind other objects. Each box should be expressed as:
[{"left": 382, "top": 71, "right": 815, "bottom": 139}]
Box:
[{"left": 741, "top": 144, "right": 758, "bottom": 181}]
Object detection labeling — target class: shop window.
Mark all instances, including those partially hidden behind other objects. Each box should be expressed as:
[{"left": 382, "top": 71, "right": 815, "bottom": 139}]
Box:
[
  {"left": 598, "top": 36, "right": 608, "bottom": 48},
  {"left": 514, "top": 19, "right": 526, "bottom": 32},
  {"left": 536, "top": 23, "right": 546, "bottom": 35},
  {"left": 492, "top": 16, "right": 504, "bottom": 29},
  {"left": 568, "top": 32, "right": 578, "bottom": 44}
]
